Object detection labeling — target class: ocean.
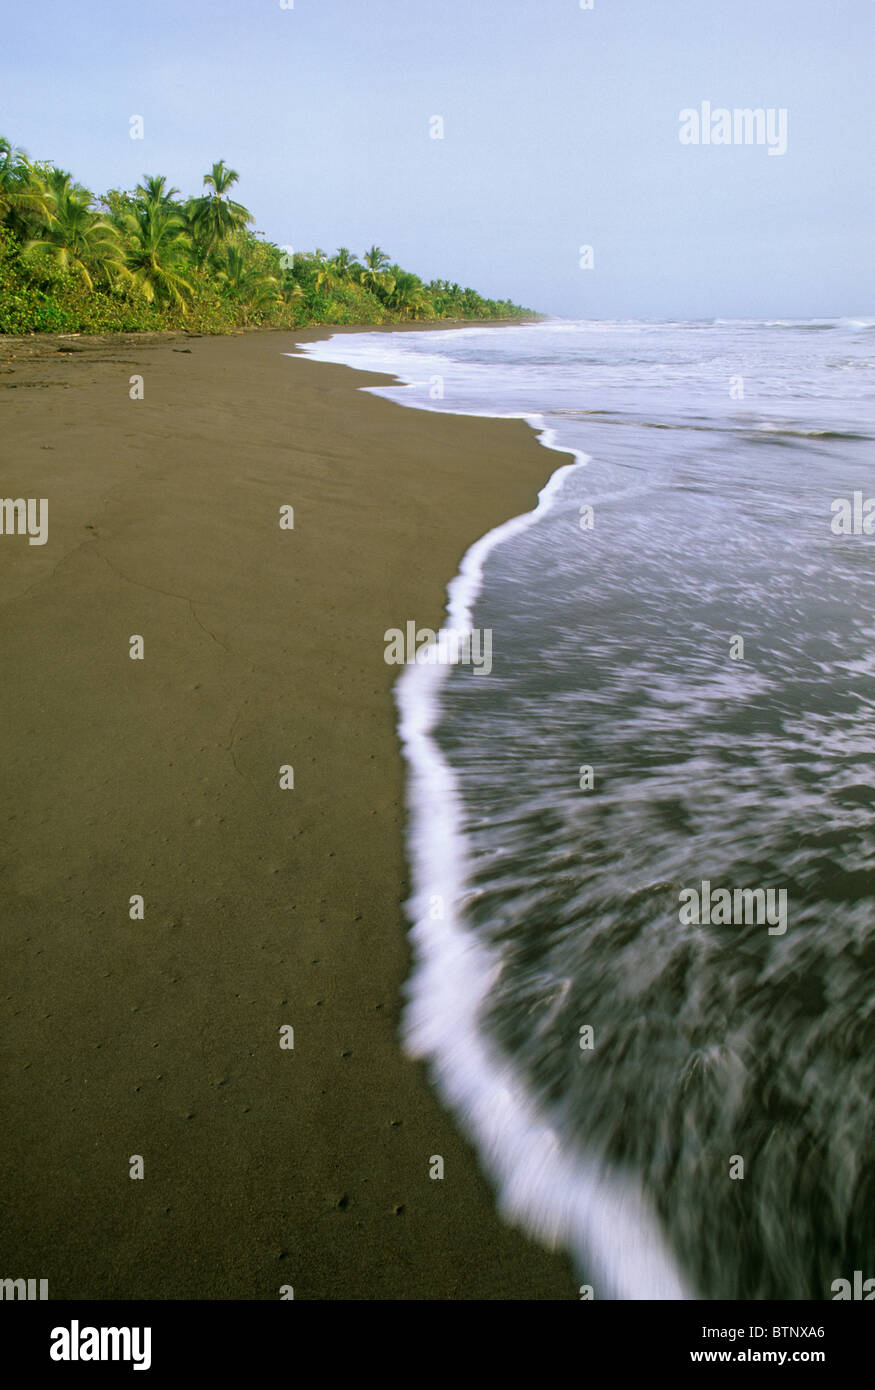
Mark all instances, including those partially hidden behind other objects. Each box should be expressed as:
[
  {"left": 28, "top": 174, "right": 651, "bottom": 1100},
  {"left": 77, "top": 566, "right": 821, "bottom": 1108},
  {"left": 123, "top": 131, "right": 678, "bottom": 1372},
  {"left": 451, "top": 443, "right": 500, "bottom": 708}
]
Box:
[{"left": 295, "top": 319, "right": 875, "bottom": 1300}]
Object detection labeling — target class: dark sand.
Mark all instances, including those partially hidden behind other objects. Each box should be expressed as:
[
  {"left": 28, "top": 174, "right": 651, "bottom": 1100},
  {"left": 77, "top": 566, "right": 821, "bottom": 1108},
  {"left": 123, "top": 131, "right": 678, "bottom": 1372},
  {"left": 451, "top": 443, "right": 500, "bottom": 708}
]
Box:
[{"left": 0, "top": 326, "right": 576, "bottom": 1299}]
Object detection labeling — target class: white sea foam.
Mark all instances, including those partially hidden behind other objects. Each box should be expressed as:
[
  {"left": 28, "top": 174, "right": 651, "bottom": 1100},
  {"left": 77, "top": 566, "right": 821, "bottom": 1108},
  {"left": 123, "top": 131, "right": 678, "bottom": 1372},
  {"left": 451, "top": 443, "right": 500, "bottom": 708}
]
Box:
[
  {"left": 393, "top": 421, "right": 692, "bottom": 1299},
  {"left": 291, "top": 327, "right": 722, "bottom": 1293},
  {"left": 292, "top": 329, "right": 694, "bottom": 1293}
]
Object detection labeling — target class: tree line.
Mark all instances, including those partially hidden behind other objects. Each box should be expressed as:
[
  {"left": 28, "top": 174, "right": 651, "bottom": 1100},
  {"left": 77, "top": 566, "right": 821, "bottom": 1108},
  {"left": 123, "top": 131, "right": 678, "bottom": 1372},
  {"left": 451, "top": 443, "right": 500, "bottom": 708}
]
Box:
[{"left": 0, "top": 137, "right": 535, "bottom": 334}]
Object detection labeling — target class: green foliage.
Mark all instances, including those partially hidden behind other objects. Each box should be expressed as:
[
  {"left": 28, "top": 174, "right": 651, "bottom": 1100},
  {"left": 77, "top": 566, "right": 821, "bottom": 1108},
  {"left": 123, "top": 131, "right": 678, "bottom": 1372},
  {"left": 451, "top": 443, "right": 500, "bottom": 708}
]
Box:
[
  {"left": 0, "top": 225, "right": 158, "bottom": 333},
  {"left": 23, "top": 168, "right": 130, "bottom": 291},
  {"left": 0, "top": 135, "right": 537, "bottom": 336}
]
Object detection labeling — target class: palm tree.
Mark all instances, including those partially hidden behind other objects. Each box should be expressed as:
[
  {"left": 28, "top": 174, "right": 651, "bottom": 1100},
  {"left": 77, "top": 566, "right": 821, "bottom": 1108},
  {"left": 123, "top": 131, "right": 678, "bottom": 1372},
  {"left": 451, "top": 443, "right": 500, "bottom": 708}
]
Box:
[
  {"left": 460, "top": 286, "right": 484, "bottom": 318},
  {"left": 360, "top": 244, "right": 390, "bottom": 288},
  {"left": 314, "top": 260, "right": 338, "bottom": 295},
  {"left": 117, "top": 201, "right": 192, "bottom": 308},
  {"left": 308, "top": 250, "right": 342, "bottom": 296},
  {"left": 0, "top": 138, "right": 54, "bottom": 235},
  {"left": 187, "top": 160, "right": 252, "bottom": 266},
  {"left": 23, "top": 168, "right": 128, "bottom": 290},
  {"left": 386, "top": 268, "right": 429, "bottom": 319},
  {"left": 363, "top": 244, "right": 389, "bottom": 275},
  {"left": 426, "top": 279, "right": 456, "bottom": 315},
  {"left": 357, "top": 245, "right": 394, "bottom": 300},
  {"left": 135, "top": 174, "right": 181, "bottom": 211},
  {"left": 330, "top": 246, "right": 357, "bottom": 278},
  {"left": 216, "top": 245, "right": 281, "bottom": 324},
  {"left": 281, "top": 275, "right": 305, "bottom": 308}
]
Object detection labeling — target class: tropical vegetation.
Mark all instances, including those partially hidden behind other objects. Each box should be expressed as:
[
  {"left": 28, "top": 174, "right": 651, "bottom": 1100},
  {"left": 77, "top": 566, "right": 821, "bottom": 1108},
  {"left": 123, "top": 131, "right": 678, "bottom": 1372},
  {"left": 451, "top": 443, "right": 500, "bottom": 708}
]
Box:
[{"left": 0, "top": 137, "right": 535, "bottom": 335}]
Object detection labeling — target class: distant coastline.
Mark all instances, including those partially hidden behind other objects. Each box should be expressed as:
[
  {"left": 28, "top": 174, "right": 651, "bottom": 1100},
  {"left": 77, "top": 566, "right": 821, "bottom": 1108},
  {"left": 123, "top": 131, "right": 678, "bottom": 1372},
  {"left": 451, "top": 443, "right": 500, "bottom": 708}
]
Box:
[{"left": 0, "top": 135, "right": 538, "bottom": 336}]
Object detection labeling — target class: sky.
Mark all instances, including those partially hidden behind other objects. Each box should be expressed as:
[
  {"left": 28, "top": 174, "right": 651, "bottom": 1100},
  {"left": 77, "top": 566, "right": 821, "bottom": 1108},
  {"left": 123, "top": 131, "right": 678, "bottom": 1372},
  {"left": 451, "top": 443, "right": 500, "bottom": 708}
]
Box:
[{"left": 2, "top": 0, "right": 873, "bottom": 319}]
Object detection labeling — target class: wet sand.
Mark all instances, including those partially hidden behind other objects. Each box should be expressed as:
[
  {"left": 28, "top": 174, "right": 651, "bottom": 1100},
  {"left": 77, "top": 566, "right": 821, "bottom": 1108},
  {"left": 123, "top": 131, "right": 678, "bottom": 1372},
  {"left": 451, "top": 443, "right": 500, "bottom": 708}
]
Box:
[{"left": 0, "top": 325, "right": 576, "bottom": 1299}]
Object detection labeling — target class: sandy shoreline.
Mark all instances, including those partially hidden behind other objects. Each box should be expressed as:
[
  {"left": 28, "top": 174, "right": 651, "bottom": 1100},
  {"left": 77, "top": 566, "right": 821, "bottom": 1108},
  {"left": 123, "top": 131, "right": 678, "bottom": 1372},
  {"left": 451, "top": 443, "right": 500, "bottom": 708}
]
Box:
[{"left": 0, "top": 325, "right": 576, "bottom": 1299}]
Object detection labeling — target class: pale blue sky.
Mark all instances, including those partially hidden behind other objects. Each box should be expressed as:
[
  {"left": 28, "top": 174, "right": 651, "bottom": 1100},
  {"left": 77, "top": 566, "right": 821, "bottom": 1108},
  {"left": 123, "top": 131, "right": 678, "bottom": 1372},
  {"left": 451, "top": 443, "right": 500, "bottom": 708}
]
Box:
[{"left": 3, "top": 0, "right": 872, "bottom": 318}]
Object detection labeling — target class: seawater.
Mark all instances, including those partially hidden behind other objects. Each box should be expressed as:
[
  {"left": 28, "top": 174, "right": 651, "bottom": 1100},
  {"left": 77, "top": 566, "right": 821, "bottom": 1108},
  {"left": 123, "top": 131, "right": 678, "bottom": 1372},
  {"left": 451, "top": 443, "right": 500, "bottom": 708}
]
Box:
[{"left": 293, "top": 320, "right": 875, "bottom": 1300}]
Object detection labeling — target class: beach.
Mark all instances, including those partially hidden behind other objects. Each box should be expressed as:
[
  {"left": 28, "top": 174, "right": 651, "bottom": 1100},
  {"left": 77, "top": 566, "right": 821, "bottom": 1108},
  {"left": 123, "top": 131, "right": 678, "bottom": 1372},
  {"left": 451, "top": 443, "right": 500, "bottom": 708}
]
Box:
[{"left": 0, "top": 325, "right": 577, "bottom": 1300}]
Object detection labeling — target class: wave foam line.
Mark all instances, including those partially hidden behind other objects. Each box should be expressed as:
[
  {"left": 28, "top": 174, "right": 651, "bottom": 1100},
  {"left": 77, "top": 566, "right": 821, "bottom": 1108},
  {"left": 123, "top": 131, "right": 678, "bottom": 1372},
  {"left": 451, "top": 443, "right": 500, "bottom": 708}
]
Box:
[{"left": 396, "top": 420, "right": 694, "bottom": 1300}]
